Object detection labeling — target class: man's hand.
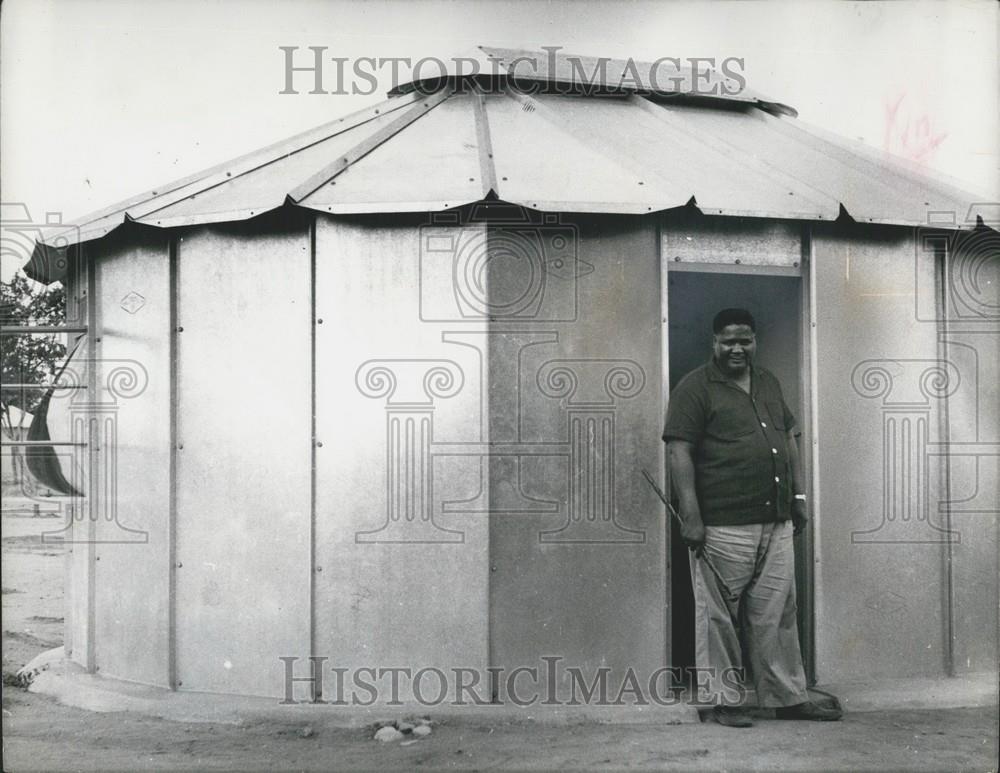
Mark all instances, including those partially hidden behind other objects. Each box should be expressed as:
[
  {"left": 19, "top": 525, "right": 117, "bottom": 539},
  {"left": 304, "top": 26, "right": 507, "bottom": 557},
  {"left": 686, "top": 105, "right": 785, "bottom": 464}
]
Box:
[
  {"left": 680, "top": 513, "right": 706, "bottom": 555},
  {"left": 791, "top": 498, "right": 809, "bottom": 536},
  {"left": 667, "top": 440, "right": 706, "bottom": 554}
]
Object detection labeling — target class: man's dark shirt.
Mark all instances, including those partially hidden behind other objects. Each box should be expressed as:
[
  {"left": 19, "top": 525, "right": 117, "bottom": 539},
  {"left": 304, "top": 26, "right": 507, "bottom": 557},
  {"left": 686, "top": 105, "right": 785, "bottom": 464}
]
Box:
[{"left": 662, "top": 359, "right": 796, "bottom": 526}]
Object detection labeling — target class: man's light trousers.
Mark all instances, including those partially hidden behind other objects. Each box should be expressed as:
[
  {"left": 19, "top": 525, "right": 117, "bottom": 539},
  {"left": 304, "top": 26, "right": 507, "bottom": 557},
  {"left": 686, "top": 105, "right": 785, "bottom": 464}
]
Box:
[{"left": 690, "top": 519, "right": 809, "bottom": 707}]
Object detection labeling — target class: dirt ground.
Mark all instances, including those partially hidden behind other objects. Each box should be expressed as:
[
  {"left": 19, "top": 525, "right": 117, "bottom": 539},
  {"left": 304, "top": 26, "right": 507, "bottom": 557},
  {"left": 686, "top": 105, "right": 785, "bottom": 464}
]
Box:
[
  {"left": 2, "top": 503, "right": 65, "bottom": 677},
  {"left": 3, "top": 507, "right": 999, "bottom": 773}
]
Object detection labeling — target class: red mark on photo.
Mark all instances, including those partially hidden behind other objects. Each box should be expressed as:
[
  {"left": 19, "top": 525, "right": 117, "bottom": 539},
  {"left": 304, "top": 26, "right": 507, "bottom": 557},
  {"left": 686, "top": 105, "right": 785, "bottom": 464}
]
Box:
[{"left": 883, "top": 92, "right": 948, "bottom": 164}]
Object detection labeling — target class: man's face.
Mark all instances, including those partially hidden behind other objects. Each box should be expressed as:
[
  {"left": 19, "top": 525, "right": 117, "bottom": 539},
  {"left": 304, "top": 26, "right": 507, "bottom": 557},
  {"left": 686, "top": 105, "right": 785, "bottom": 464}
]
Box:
[{"left": 713, "top": 324, "right": 756, "bottom": 376}]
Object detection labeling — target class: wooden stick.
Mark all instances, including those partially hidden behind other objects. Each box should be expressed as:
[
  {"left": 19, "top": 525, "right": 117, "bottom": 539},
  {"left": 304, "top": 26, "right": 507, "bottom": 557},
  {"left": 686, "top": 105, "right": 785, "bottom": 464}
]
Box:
[{"left": 641, "top": 469, "right": 740, "bottom": 602}]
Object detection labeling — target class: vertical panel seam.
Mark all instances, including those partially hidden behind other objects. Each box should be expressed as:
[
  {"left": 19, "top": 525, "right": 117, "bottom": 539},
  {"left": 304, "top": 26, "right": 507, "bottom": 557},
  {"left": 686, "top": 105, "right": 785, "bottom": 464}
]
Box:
[
  {"left": 799, "top": 222, "right": 816, "bottom": 685},
  {"left": 168, "top": 234, "right": 179, "bottom": 690},
  {"left": 657, "top": 215, "right": 671, "bottom": 670},
  {"left": 86, "top": 245, "right": 99, "bottom": 673},
  {"left": 805, "top": 223, "right": 823, "bottom": 684},
  {"left": 309, "top": 215, "right": 318, "bottom": 699},
  {"left": 937, "top": 235, "right": 956, "bottom": 677}
]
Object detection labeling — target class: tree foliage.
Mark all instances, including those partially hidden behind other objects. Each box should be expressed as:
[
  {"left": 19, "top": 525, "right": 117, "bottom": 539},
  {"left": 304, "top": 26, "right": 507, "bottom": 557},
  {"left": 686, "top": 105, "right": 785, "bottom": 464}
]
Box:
[{"left": 1, "top": 271, "right": 67, "bottom": 424}]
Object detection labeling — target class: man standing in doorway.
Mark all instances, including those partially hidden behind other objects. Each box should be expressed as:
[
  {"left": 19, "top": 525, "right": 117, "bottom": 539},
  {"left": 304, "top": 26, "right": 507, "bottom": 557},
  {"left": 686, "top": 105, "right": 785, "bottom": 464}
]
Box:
[{"left": 662, "top": 308, "right": 841, "bottom": 727}]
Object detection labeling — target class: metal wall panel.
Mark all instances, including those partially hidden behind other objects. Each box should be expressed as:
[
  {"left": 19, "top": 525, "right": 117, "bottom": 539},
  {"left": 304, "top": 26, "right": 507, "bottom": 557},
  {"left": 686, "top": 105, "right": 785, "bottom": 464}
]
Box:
[
  {"left": 314, "top": 215, "right": 490, "bottom": 702},
  {"left": 662, "top": 216, "right": 802, "bottom": 269},
  {"left": 487, "top": 215, "right": 666, "bottom": 699},
  {"left": 91, "top": 232, "right": 172, "bottom": 686},
  {"left": 64, "top": 522, "right": 91, "bottom": 669},
  {"left": 174, "top": 219, "right": 311, "bottom": 697},
  {"left": 813, "top": 224, "right": 949, "bottom": 681}
]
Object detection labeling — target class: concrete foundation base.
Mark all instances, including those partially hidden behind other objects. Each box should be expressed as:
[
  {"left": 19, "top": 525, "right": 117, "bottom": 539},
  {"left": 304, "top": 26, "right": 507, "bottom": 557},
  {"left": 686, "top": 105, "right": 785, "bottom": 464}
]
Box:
[
  {"left": 816, "top": 675, "right": 998, "bottom": 712},
  {"left": 25, "top": 650, "right": 997, "bottom": 726},
  {"left": 25, "top": 653, "right": 699, "bottom": 726}
]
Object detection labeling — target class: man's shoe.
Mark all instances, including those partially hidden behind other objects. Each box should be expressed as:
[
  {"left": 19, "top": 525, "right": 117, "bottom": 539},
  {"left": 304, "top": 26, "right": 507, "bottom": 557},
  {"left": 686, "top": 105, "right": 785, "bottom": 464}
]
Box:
[
  {"left": 712, "top": 705, "right": 754, "bottom": 727},
  {"left": 774, "top": 701, "right": 843, "bottom": 721}
]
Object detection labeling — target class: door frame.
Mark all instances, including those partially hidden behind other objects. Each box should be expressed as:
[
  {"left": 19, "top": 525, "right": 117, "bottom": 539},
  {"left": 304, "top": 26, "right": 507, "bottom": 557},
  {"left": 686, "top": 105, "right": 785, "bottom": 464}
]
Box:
[{"left": 658, "top": 223, "right": 816, "bottom": 682}]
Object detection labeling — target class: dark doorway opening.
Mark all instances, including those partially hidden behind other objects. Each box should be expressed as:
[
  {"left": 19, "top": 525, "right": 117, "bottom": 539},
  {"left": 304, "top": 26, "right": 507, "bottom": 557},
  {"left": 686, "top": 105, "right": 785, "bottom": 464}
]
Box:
[{"left": 666, "top": 269, "right": 807, "bottom": 676}]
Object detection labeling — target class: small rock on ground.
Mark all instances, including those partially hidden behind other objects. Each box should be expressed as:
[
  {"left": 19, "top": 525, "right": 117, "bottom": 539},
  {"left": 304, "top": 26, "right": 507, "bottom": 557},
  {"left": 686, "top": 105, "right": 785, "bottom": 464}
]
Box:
[{"left": 374, "top": 726, "right": 403, "bottom": 743}]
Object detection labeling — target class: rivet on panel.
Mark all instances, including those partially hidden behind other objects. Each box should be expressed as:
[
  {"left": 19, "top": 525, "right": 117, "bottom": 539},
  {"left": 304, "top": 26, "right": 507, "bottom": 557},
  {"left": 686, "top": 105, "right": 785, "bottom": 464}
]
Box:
[
  {"left": 316, "top": 441, "right": 323, "bottom": 448},
  {"left": 316, "top": 318, "right": 323, "bottom": 324}
]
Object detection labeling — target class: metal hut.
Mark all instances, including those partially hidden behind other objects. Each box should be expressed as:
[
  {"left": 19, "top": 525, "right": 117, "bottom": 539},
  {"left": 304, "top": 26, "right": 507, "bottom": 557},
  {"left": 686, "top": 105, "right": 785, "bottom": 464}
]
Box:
[{"left": 22, "top": 47, "right": 998, "bottom": 702}]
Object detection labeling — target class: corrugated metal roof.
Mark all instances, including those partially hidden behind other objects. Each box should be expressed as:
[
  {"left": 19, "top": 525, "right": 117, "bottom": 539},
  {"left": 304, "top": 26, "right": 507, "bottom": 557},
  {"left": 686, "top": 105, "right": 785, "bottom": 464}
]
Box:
[{"left": 27, "top": 48, "right": 987, "bottom": 283}]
